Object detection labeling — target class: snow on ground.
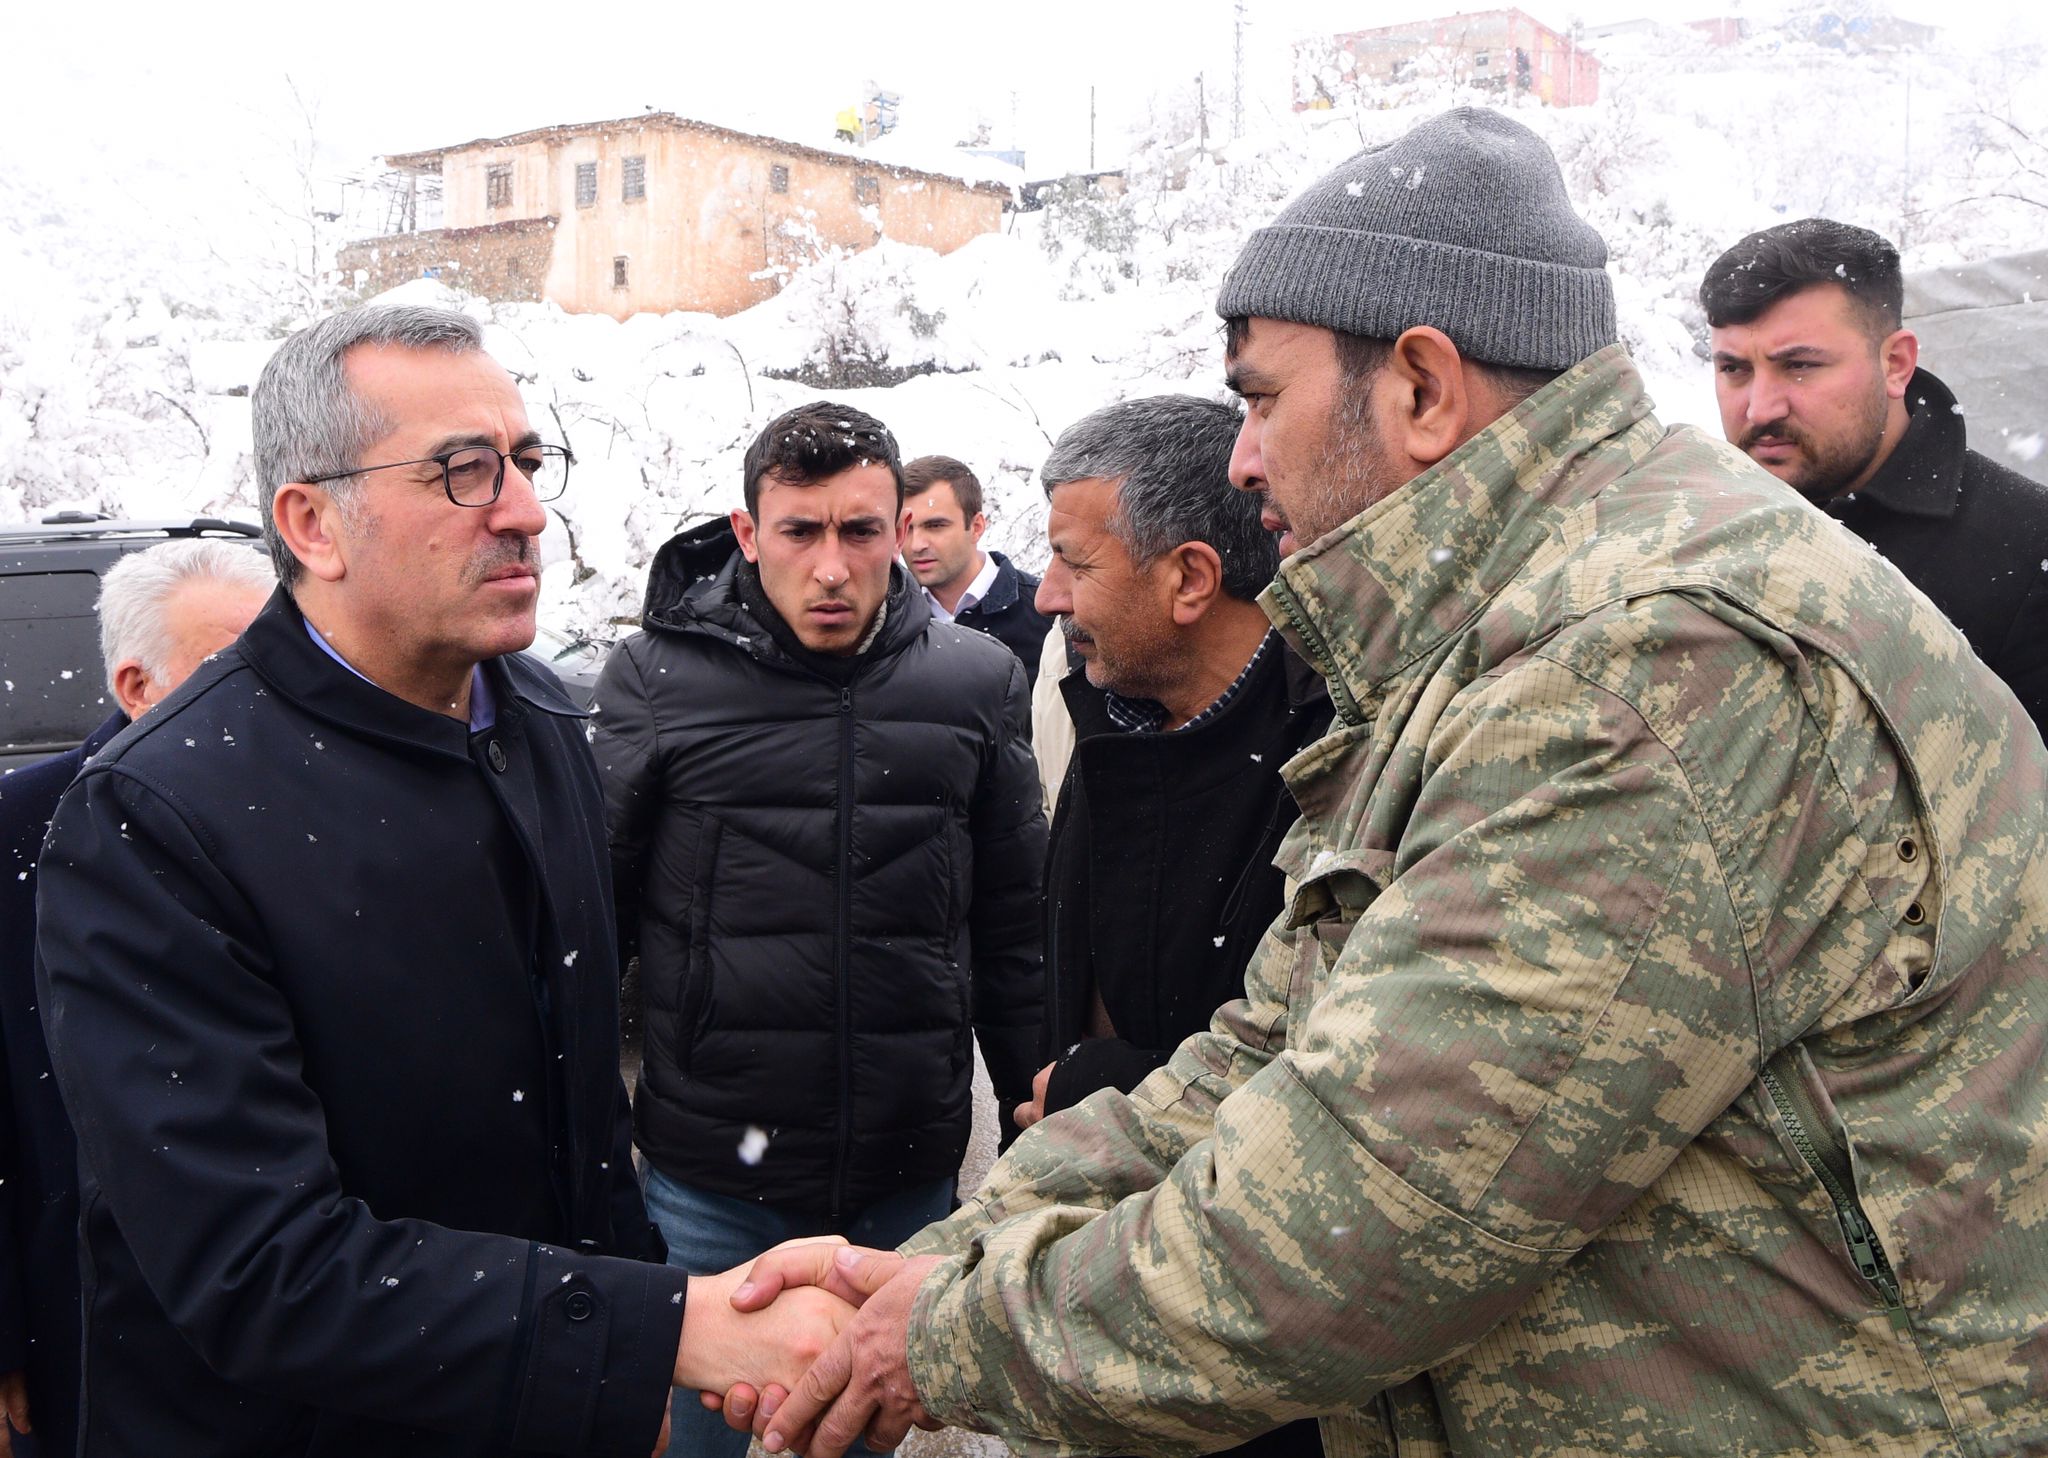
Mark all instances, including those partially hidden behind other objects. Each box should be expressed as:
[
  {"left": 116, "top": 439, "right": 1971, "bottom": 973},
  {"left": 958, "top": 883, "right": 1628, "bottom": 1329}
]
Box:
[{"left": 5, "top": 27, "right": 2045, "bottom": 658}]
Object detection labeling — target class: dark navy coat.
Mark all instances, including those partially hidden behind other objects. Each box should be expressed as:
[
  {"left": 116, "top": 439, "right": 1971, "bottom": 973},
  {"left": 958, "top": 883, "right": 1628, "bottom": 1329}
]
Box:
[
  {"left": 953, "top": 551, "right": 1055, "bottom": 692},
  {"left": 1, "top": 711, "right": 122, "bottom": 1458},
  {"left": 34, "top": 594, "right": 683, "bottom": 1458}
]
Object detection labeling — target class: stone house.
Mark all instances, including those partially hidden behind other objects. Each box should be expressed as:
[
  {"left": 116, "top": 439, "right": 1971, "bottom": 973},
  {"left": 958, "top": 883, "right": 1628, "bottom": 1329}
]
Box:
[{"left": 340, "top": 113, "right": 1010, "bottom": 319}]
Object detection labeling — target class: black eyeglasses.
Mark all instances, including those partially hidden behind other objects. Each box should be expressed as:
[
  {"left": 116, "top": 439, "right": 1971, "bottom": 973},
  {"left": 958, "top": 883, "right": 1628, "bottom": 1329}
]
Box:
[{"left": 303, "top": 444, "right": 574, "bottom": 507}]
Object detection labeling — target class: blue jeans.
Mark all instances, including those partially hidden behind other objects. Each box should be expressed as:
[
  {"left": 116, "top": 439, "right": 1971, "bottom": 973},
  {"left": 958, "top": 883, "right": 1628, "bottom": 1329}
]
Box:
[{"left": 644, "top": 1166, "right": 956, "bottom": 1458}]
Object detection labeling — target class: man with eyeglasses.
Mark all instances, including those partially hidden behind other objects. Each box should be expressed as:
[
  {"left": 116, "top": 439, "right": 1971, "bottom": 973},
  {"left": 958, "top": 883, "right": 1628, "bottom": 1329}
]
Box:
[{"left": 32, "top": 304, "right": 851, "bottom": 1458}]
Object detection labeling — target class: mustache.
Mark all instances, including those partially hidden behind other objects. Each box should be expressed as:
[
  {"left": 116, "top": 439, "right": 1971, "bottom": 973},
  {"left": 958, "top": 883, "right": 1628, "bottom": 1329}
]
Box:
[
  {"left": 1739, "top": 419, "right": 1806, "bottom": 452},
  {"left": 461, "top": 536, "right": 536, "bottom": 586},
  {"left": 1058, "top": 617, "right": 1093, "bottom": 645}
]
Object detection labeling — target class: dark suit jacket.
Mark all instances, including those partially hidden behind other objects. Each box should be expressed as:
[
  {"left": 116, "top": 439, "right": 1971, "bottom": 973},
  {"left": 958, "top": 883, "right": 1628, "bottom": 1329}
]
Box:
[
  {"left": 0, "top": 712, "right": 123, "bottom": 1458},
  {"left": 1826, "top": 367, "right": 2048, "bottom": 738},
  {"left": 955, "top": 551, "right": 1055, "bottom": 690}
]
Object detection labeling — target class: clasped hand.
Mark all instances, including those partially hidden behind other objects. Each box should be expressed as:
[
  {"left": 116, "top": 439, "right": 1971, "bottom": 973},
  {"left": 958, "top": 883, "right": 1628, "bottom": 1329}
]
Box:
[{"left": 702, "top": 1242, "right": 944, "bottom": 1456}]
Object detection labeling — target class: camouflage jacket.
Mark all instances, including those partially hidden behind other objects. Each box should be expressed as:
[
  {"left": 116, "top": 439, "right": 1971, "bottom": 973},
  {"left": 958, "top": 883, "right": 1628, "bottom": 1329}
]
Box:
[{"left": 899, "top": 345, "right": 2048, "bottom": 1457}]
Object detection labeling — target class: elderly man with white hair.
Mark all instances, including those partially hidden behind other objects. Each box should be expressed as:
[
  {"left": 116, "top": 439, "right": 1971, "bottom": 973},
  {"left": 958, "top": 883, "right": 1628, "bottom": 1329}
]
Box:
[{"left": 1, "top": 534, "right": 272, "bottom": 1458}]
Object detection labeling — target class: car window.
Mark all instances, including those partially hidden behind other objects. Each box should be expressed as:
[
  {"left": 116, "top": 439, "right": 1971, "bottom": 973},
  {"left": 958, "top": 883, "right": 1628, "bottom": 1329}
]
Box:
[{"left": 0, "top": 571, "right": 113, "bottom": 753}]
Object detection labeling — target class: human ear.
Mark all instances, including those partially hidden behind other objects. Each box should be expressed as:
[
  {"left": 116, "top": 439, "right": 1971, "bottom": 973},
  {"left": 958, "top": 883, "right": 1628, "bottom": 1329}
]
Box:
[
  {"left": 1385, "top": 327, "right": 1474, "bottom": 469},
  {"left": 111, "top": 661, "right": 154, "bottom": 719},
  {"left": 1881, "top": 328, "right": 1919, "bottom": 399},
  {"left": 271, "top": 483, "right": 349, "bottom": 585},
  {"left": 1168, "top": 542, "right": 1225, "bottom": 626},
  {"left": 732, "top": 508, "right": 761, "bottom": 564}
]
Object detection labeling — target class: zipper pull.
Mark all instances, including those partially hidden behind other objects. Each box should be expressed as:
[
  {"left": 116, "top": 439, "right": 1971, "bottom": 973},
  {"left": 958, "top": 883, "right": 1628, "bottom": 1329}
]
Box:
[
  {"left": 840, "top": 687, "right": 853, "bottom": 713},
  {"left": 1843, "top": 1209, "right": 1885, "bottom": 1284}
]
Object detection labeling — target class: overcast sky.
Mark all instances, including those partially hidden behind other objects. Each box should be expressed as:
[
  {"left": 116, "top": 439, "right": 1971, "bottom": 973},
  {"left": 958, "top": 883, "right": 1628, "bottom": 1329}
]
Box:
[{"left": 6, "top": 0, "right": 2040, "bottom": 252}]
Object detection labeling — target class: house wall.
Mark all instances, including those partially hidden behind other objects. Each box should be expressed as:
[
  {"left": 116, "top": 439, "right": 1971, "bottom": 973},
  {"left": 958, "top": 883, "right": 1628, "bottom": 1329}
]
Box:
[
  {"left": 423, "top": 122, "right": 1002, "bottom": 319},
  {"left": 1317, "top": 7, "right": 1598, "bottom": 108},
  {"left": 337, "top": 217, "right": 557, "bottom": 301}
]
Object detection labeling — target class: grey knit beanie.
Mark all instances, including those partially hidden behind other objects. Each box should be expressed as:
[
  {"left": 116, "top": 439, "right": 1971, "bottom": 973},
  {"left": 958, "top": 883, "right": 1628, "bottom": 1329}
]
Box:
[{"left": 1217, "top": 108, "right": 1617, "bottom": 371}]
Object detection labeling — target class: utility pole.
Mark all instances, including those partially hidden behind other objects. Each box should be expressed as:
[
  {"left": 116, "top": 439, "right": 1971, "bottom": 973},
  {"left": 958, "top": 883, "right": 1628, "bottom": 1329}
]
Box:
[
  {"left": 1197, "top": 72, "right": 1210, "bottom": 151},
  {"left": 1090, "top": 85, "right": 1097, "bottom": 171},
  {"left": 1233, "top": 0, "right": 1247, "bottom": 140}
]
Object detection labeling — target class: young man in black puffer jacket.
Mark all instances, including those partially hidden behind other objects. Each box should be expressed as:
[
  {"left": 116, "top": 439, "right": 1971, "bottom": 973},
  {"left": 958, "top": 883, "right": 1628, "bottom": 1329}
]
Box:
[{"left": 592, "top": 401, "right": 1045, "bottom": 1458}]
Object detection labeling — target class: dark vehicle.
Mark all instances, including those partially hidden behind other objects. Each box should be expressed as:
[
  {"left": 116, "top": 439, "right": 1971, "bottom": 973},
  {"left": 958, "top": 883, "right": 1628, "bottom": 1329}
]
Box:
[{"left": 1, "top": 514, "right": 604, "bottom": 772}]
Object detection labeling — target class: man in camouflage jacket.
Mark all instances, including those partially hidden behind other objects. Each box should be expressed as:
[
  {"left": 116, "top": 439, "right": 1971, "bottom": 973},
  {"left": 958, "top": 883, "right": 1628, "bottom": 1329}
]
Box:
[{"left": 728, "top": 108, "right": 2048, "bottom": 1458}]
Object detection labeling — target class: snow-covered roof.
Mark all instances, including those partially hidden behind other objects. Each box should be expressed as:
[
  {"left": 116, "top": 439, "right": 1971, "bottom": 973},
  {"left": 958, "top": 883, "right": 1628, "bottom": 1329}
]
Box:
[{"left": 384, "top": 112, "right": 1012, "bottom": 196}]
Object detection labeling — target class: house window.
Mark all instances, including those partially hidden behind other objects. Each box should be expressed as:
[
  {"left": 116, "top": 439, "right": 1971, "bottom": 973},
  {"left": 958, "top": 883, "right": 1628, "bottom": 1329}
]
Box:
[
  {"left": 622, "top": 156, "right": 646, "bottom": 201},
  {"left": 770, "top": 163, "right": 790, "bottom": 194},
  {"left": 613, "top": 256, "right": 630, "bottom": 288},
  {"left": 854, "top": 174, "right": 880, "bottom": 205},
  {"left": 487, "top": 165, "right": 513, "bottom": 209},
  {"left": 575, "top": 162, "right": 597, "bottom": 207},
  {"left": 1475, "top": 51, "right": 1490, "bottom": 68}
]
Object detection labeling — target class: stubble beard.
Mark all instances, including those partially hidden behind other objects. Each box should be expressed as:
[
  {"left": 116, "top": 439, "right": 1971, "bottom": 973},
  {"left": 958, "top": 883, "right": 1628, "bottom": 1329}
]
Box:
[
  {"left": 1285, "top": 387, "right": 1404, "bottom": 547},
  {"left": 1744, "top": 389, "right": 1891, "bottom": 504}
]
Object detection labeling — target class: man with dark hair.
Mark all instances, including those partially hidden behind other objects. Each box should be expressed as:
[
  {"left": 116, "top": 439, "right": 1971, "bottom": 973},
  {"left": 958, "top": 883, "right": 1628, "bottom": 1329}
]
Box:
[
  {"left": 31, "top": 305, "right": 847, "bottom": 1458},
  {"left": 713, "top": 109, "right": 2048, "bottom": 1458},
  {"left": 1703, "top": 216, "right": 2048, "bottom": 732},
  {"left": 900, "top": 454, "right": 1053, "bottom": 685},
  {"left": 591, "top": 399, "right": 1046, "bottom": 1458}
]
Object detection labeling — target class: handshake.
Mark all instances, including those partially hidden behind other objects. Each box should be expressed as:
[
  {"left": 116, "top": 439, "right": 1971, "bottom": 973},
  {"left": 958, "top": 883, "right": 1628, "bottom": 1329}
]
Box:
[{"left": 673, "top": 1239, "right": 947, "bottom": 1457}]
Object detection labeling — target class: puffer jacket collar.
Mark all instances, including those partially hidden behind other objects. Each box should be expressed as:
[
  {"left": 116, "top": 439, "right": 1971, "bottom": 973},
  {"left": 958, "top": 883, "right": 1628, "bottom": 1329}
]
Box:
[
  {"left": 1261, "top": 343, "right": 1662, "bottom": 729},
  {"left": 638, "top": 516, "right": 931, "bottom": 667}
]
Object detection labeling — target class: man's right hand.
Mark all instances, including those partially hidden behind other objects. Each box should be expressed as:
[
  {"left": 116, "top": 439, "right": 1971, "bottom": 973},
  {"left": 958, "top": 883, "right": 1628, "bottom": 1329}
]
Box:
[
  {"left": 1013, "top": 1059, "right": 1056, "bottom": 1131},
  {"left": 0, "top": 1369, "right": 30, "bottom": 1458},
  {"left": 674, "top": 1241, "right": 859, "bottom": 1397}
]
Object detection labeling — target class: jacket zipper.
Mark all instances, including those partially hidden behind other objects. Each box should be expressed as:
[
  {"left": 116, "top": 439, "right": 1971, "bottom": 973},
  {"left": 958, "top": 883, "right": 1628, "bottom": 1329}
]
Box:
[
  {"left": 830, "top": 684, "right": 856, "bottom": 1226},
  {"left": 1269, "top": 577, "right": 1364, "bottom": 726},
  {"left": 1759, "top": 1056, "right": 1910, "bottom": 1329}
]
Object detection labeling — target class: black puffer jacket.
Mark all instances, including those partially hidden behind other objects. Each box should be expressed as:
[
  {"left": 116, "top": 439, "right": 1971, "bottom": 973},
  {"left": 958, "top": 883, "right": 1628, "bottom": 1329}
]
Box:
[{"left": 594, "top": 521, "right": 1045, "bottom": 1221}]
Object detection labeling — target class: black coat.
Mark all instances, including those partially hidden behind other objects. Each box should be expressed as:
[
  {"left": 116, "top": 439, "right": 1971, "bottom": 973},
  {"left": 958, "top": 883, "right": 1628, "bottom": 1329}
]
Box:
[
  {"left": 953, "top": 551, "right": 1054, "bottom": 690},
  {"left": 593, "top": 522, "right": 1045, "bottom": 1223},
  {"left": 33, "top": 594, "right": 683, "bottom": 1458},
  {"left": 0, "top": 711, "right": 122, "bottom": 1458},
  {"left": 1827, "top": 367, "right": 2048, "bottom": 737},
  {"left": 1038, "top": 640, "right": 1331, "bottom": 1458},
  {"left": 1041, "top": 638, "right": 1332, "bottom": 1117}
]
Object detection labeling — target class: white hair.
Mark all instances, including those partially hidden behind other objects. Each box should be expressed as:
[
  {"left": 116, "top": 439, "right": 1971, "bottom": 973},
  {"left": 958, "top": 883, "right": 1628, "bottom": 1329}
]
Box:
[{"left": 97, "top": 538, "right": 276, "bottom": 695}]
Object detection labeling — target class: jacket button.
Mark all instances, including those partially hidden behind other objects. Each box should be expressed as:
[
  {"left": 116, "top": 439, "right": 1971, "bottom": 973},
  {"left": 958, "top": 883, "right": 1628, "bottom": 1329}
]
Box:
[
  {"left": 487, "top": 740, "right": 508, "bottom": 773},
  {"left": 565, "top": 1290, "right": 594, "bottom": 1321}
]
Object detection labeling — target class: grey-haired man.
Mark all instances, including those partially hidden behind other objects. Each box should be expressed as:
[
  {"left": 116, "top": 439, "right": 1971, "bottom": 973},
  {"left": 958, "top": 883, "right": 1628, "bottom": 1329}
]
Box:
[{"left": 32, "top": 304, "right": 848, "bottom": 1458}]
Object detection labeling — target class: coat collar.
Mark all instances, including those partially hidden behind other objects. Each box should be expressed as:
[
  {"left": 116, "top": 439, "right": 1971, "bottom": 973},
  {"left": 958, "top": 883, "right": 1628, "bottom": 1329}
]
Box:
[
  {"left": 236, "top": 590, "right": 582, "bottom": 763},
  {"left": 1261, "top": 344, "right": 1663, "bottom": 726},
  {"left": 966, "top": 552, "right": 1024, "bottom": 614},
  {"left": 1840, "top": 367, "right": 1967, "bottom": 522}
]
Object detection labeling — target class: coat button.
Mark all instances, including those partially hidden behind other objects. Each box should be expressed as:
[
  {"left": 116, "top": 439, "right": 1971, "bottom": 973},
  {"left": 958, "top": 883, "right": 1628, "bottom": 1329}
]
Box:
[
  {"left": 565, "top": 1290, "right": 594, "bottom": 1321},
  {"left": 487, "top": 740, "right": 507, "bottom": 773}
]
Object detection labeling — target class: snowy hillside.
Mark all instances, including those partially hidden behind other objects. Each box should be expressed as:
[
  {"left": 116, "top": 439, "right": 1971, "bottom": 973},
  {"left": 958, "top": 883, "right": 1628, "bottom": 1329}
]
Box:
[{"left": 5, "top": 20, "right": 2045, "bottom": 652}]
